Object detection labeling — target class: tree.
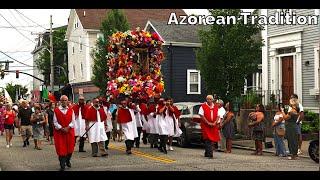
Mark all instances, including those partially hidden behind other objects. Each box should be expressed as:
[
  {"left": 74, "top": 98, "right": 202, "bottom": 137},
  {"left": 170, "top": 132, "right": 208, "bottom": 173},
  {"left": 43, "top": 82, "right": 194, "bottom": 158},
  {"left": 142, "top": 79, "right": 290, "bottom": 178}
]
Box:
[
  {"left": 196, "top": 9, "right": 263, "bottom": 102},
  {"left": 5, "top": 83, "right": 28, "bottom": 102},
  {"left": 35, "top": 26, "right": 68, "bottom": 86},
  {"left": 91, "top": 9, "right": 130, "bottom": 95}
]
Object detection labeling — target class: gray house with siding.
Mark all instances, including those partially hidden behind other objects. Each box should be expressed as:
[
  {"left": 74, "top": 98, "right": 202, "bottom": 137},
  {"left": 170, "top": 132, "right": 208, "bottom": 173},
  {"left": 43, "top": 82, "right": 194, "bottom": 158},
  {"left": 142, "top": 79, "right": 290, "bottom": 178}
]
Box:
[
  {"left": 261, "top": 9, "right": 320, "bottom": 113},
  {"left": 145, "top": 20, "right": 208, "bottom": 102}
]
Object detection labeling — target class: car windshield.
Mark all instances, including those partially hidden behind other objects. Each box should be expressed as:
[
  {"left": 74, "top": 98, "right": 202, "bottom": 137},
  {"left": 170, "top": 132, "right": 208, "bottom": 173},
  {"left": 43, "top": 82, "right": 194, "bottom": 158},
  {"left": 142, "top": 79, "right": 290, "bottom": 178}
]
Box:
[
  {"left": 175, "top": 104, "right": 190, "bottom": 115},
  {"left": 193, "top": 105, "right": 201, "bottom": 115}
]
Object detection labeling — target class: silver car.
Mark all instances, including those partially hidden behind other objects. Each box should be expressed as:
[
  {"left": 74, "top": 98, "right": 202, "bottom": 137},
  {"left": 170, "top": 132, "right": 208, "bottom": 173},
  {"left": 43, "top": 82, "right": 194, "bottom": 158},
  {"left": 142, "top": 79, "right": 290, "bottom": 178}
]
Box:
[{"left": 174, "top": 102, "right": 203, "bottom": 147}]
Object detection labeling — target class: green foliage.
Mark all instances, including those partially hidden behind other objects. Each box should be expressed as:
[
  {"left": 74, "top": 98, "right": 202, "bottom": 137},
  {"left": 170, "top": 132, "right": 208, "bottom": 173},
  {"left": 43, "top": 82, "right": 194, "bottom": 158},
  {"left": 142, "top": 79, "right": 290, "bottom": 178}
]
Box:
[
  {"left": 91, "top": 9, "right": 130, "bottom": 95},
  {"left": 304, "top": 110, "right": 320, "bottom": 132},
  {"left": 301, "top": 122, "right": 316, "bottom": 134},
  {"left": 195, "top": 9, "right": 263, "bottom": 101},
  {"left": 241, "top": 90, "right": 261, "bottom": 109},
  {"left": 5, "top": 83, "right": 28, "bottom": 102},
  {"left": 35, "top": 26, "right": 68, "bottom": 85}
]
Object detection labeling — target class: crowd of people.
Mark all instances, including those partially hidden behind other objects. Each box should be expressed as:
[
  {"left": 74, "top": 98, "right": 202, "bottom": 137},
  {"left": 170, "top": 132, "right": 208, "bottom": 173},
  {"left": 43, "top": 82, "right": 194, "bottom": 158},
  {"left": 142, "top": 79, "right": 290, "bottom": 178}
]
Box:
[{"left": 0, "top": 93, "right": 304, "bottom": 171}]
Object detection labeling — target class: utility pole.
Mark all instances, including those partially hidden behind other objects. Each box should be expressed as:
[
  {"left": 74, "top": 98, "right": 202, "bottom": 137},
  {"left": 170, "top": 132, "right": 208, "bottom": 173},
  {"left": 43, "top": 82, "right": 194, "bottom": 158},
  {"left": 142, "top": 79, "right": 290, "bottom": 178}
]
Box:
[{"left": 50, "top": 15, "right": 54, "bottom": 92}]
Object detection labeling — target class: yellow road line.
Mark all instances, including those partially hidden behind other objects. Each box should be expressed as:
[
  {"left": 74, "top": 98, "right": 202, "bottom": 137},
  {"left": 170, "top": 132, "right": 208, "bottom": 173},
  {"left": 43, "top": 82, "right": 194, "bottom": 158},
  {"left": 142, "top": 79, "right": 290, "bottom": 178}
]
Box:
[{"left": 109, "top": 144, "right": 176, "bottom": 164}]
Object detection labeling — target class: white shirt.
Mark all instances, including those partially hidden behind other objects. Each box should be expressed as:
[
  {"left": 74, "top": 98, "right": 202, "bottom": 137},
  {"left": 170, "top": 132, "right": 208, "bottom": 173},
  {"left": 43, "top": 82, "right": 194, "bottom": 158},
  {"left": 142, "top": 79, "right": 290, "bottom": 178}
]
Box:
[
  {"left": 217, "top": 107, "right": 226, "bottom": 123},
  {"left": 53, "top": 106, "right": 76, "bottom": 130}
]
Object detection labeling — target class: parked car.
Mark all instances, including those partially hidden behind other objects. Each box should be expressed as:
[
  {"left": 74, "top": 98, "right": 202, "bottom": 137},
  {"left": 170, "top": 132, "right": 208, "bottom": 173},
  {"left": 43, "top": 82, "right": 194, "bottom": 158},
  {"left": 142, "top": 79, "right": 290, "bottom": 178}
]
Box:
[{"left": 174, "top": 102, "right": 203, "bottom": 147}]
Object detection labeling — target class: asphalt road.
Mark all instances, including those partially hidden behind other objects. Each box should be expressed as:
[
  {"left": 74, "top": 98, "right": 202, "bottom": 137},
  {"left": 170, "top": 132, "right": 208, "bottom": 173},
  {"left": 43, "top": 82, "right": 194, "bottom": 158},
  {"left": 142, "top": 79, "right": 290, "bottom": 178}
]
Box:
[{"left": 0, "top": 134, "right": 318, "bottom": 171}]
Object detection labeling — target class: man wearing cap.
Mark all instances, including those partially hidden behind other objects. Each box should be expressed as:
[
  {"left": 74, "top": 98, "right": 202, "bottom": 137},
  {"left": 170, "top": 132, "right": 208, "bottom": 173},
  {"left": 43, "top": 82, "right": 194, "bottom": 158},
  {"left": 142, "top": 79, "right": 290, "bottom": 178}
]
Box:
[
  {"left": 53, "top": 95, "right": 76, "bottom": 171},
  {"left": 198, "top": 95, "right": 220, "bottom": 158},
  {"left": 72, "top": 96, "right": 87, "bottom": 152},
  {"left": 85, "top": 98, "right": 108, "bottom": 157}
]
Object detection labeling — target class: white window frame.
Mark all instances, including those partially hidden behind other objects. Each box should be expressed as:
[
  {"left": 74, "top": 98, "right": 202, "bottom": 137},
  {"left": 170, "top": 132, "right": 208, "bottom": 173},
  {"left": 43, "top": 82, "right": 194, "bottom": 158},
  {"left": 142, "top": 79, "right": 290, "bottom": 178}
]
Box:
[
  {"left": 80, "top": 63, "right": 84, "bottom": 78},
  {"left": 72, "top": 65, "right": 76, "bottom": 79},
  {"left": 187, "top": 69, "right": 201, "bottom": 94},
  {"left": 79, "top": 37, "right": 82, "bottom": 52},
  {"left": 74, "top": 18, "right": 79, "bottom": 29},
  {"left": 72, "top": 42, "right": 75, "bottom": 54}
]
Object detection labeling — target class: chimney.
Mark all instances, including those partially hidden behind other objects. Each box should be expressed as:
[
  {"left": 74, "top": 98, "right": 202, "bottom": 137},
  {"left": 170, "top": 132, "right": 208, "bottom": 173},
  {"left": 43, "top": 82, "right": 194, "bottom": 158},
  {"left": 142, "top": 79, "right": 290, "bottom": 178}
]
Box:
[{"left": 83, "top": 11, "right": 86, "bottom": 17}]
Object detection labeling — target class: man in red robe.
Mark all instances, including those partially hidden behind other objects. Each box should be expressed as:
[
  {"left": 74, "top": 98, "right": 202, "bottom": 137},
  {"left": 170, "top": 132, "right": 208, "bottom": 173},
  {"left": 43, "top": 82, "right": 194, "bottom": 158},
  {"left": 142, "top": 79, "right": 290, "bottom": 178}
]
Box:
[
  {"left": 85, "top": 98, "right": 108, "bottom": 157},
  {"left": 72, "top": 96, "right": 87, "bottom": 152},
  {"left": 198, "top": 95, "right": 220, "bottom": 158},
  {"left": 53, "top": 95, "right": 76, "bottom": 171},
  {"left": 117, "top": 98, "right": 138, "bottom": 154}
]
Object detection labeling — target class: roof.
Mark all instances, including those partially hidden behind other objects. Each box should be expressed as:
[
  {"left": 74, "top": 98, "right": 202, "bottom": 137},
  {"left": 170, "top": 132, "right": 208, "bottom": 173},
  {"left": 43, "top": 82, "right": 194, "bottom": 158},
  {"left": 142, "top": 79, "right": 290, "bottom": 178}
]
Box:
[
  {"left": 75, "top": 9, "right": 186, "bottom": 30},
  {"left": 147, "top": 20, "right": 209, "bottom": 44}
]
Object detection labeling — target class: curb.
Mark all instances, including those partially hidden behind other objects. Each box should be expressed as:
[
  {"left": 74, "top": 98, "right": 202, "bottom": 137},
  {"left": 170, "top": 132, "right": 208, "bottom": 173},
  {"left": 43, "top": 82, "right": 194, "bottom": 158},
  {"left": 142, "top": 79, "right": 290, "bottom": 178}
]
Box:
[{"left": 232, "top": 144, "right": 310, "bottom": 158}]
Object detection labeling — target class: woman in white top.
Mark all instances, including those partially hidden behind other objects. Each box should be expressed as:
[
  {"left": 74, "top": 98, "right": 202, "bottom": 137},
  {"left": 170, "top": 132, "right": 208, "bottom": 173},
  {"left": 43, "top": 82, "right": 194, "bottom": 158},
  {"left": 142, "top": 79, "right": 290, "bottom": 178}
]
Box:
[{"left": 272, "top": 103, "right": 287, "bottom": 157}]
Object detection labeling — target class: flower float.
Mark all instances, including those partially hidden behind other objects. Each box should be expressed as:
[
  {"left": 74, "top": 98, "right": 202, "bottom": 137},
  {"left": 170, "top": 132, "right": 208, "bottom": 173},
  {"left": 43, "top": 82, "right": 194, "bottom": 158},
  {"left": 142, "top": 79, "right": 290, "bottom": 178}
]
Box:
[{"left": 106, "top": 28, "right": 165, "bottom": 101}]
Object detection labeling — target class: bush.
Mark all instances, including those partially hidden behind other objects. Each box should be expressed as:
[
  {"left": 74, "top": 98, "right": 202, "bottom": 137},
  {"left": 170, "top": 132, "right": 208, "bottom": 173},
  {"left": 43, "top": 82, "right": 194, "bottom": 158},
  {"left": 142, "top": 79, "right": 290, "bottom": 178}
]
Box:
[
  {"left": 302, "top": 110, "right": 319, "bottom": 133},
  {"left": 301, "top": 122, "right": 315, "bottom": 134},
  {"left": 241, "top": 90, "right": 261, "bottom": 109}
]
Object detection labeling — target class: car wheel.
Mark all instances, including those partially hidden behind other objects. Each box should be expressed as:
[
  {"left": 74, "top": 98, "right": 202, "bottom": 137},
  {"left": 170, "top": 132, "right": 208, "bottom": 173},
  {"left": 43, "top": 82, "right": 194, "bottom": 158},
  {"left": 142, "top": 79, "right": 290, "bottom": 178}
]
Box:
[
  {"left": 308, "top": 140, "right": 319, "bottom": 163},
  {"left": 177, "top": 129, "right": 189, "bottom": 148}
]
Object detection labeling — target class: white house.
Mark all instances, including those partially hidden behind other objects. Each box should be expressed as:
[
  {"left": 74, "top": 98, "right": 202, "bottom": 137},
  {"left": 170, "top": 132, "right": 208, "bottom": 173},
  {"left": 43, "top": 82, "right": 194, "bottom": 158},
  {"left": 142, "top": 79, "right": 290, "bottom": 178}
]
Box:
[{"left": 261, "top": 9, "right": 320, "bottom": 113}]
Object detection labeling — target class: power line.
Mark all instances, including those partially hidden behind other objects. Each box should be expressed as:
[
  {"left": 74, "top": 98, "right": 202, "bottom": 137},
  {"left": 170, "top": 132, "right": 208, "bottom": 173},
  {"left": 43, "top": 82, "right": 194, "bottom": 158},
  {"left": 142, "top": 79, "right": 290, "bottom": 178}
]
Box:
[
  {"left": 14, "top": 9, "right": 48, "bottom": 30},
  {"left": 0, "top": 12, "right": 36, "bottom": 45},
  {"left": 0, "top": 50, "right": 33, "bottom": 67}
]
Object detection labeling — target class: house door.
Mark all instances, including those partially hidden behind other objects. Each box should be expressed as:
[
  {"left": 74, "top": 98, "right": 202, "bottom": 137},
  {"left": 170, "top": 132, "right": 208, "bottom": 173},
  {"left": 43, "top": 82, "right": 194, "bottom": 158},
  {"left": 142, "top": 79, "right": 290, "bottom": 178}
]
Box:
[{"left": 281, "top": 56, "right": 294, "bottom": 105}]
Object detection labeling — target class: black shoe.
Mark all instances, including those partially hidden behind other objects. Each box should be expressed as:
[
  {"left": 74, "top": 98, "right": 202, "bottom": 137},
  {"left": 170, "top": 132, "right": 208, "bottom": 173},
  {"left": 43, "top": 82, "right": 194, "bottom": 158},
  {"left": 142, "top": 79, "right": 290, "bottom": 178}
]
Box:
[
  {"left": 154, "top": 144, "right": 158, "bottom": 148},
  {"left": 101, "top": 153, "right": 108, "bottom": 157},
  {"left": 208, "top": 155, "right": 213, "bottom": 159},
  {"left": 23, "top": 141, "right": 26, "bottom": 147},
  {"left": 135, "top": 144, "right": 140, "bottom": 148},
  {"left": 26, "top": 140, "right": 29, "bottom": 146},
  {"left": 92, "top": 155, "right": 98, "bottom": 157},
  {"left": 158, "top": 146, "right": 164, "bottom": 152},
  {"left": 162, "top": 147, "right": 167, "bottom": 154},
  {"left": 105, "top": 147, "right": 109, "bottom": 150},
  {"left": 143, "top": 139, "right": 147, "bottom": 145},
  {"left": 79, "top": 150, "right": 86, "bottom": 152},
  {"left": 59, "top": 167, "right": 65, "bottom": 171},
  {"left": 150, "top": 144, "right": 154, "bottom": 148},
  {"left": 66, "top": 161, "right": 71, "bottom": 168},
  {"left": 126, "top": 150, "right": 132, "bottom": 155}
]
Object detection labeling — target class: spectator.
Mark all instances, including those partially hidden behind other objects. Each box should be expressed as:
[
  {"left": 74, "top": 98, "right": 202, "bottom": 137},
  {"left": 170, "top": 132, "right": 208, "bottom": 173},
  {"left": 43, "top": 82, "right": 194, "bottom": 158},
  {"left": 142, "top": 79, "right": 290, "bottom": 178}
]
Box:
[
  {"left": 283, "top": 99, "right": 300, "bottom": 160},
  {"left": 46, "top": 102, "right": 55, "bottom": 145},
  {"left": 0, "top": 102, "right": 6, "bottom": 136},
  {"left": 289, "top": 94, "right": 304, "bottom": 155},
  {"left": 248, "top": 104, "right": 265, "bottom": 156},
  {"left": 30, "top": 105, "right": 47, "bottom": 150},
  {"left": 18, "top": 100, "right": 33, "bottom": 147},
  {"left": 217, "top": 99, "right": 226, "bottom": 152},
  {"left": 221, "top": 102, "right": 235, "bottom": 153},
  {"left": 272, "top": 103, "right": 287, "bottom": 157},
  {"left": 4, "top": 104, "right": 16, "bottom": 148}
]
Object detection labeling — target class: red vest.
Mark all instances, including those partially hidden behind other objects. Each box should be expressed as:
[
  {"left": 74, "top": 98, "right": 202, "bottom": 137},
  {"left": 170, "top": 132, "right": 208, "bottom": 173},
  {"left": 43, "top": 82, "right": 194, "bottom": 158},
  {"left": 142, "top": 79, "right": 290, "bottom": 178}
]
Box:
[
  {"left": 148, "top": 104, "right": 157, "bottom": 115},
  {"left": 85, "top": 106, "right": 107, "bottom": 122},
  {"left": 54, "top": 107, "right": 73, "bottom": 127},
  {"left": 53, "top": 107, "right": 75, "bottom": 156},
  {"left": 201, "top": 103, "right": 218, "bottom": 122},
  {"left": 117, "top": 107, "right": 132, "bottom": 124},
  {"left": 139, "top": 103, "right": 149, "bottom": 116},
  {"left": 72, "top": 104, "right": 87, "bottom": 118}
]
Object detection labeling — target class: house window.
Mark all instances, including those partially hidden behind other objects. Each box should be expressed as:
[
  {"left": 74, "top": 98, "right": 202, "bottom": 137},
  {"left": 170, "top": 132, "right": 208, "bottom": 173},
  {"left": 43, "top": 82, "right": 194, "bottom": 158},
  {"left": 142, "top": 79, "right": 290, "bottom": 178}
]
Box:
[
  {"left": 74, "top": 18, "right": 79, "bottom": 29},
  {"left": 79, "top": 37, "right": 82, "bottom": 51},
  {"left": 72, "top": 65, "right": 76, "bottom": 79},
  {"left": 314, "top": 46, "right": 319, "bottom": 90},
  {"left": 80, "top": 63, "right": 84, "bottom": 78},
  {"left": 187, "top": 69, "right": 201, "bottom": 94},
  {"left": 72, "top": 42, "right": 75, "bottom": 54}
]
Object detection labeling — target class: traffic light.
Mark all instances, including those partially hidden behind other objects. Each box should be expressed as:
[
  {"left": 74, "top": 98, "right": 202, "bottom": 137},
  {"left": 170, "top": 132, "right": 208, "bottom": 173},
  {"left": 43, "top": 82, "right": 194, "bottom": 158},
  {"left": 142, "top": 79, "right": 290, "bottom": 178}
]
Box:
[
  {"left": 16, "top": 70, "right": 19, "bottom": 78},
  {"left": 5, "top": 62, "right": 9, "bottom": 70}
]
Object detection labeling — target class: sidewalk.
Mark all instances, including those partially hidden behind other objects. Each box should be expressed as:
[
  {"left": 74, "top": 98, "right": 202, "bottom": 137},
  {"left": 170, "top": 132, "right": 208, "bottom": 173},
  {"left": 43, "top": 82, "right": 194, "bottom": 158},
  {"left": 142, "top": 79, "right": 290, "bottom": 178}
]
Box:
[{"left": 232, "top": 137, "right": 310, "bottom": 158}]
